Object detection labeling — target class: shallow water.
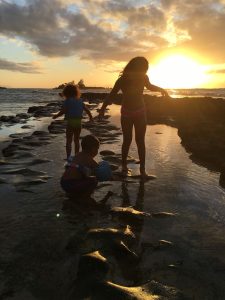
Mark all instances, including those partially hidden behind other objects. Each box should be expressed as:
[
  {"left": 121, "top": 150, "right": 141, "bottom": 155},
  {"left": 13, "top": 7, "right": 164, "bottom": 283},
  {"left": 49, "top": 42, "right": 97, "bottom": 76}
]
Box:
[{"left": 0, "top": 105, "right": 225, "bottom": 299}]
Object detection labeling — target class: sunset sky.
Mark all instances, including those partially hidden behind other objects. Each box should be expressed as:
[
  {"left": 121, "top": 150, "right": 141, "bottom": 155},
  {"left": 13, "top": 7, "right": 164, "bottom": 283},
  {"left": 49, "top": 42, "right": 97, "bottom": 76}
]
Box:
[{"left": 1, "top": 0, "right": 225, "bottom": 88}]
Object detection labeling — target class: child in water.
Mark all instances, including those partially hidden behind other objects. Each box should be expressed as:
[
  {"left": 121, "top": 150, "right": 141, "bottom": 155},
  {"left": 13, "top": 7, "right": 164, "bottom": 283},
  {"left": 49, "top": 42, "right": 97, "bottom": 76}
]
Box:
[
  {"left": 53, "top": 84, "right": 93, "bottom": 159},
  {"left": 60, "top": 135, "right": 100, "bottom": 195},
  {"left": 98, "top": 56, "right": 169, "bottom": 179}
]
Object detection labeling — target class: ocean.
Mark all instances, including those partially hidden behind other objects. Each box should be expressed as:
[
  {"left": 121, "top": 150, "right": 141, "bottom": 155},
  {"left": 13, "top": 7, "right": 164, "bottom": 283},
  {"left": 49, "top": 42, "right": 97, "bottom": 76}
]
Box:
[{"left": 1, "top": 88, "right": 225, "bottom": 117}]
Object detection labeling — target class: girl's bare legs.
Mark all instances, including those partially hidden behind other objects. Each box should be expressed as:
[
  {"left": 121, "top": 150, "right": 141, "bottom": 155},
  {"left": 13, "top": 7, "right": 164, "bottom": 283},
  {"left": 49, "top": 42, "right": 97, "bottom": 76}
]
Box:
[
  {"left": 66, "top": 126, "right": 73, "bottom": 159},
  {"left": 134, "top": 116, "right": 147, "bottom": 178},
  {"left": 73, "top": 127, "right": 81, "bottom": 154},
  {"left": 121, "top": 116, "right": 133, "bottom": 172}
]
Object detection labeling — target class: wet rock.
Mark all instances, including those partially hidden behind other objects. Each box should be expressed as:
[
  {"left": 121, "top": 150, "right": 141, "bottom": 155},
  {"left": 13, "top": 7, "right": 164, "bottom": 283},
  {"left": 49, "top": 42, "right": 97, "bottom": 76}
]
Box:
[
  {"left": 1, "top": 168, "right": 46, "bottom": 176},
  {"left": 76, "top": 251, "right": 109, "bottom": 282},
  {"left": 9, "top": 133, "right": 27, "bottom": 138},
  {"left": 111, "top": 207, "right": 151, "bottom": 224},
  {"left": 102, "top": 155, "right": 121, "bottom": 163},
  {"left": 73, "top": 279, "right": 183, "bottom": 300},
  {"left": 16, "top": 113, "right": 31, "bottom": 119},
  {"left": 27, "top": 105, "right": 45, "bottom": 113},
  {"left": 0, "top": 115, "right": 15, "bottom": 122},
  {"left": 130, "top": 174, "right": 157, "bottom": 180},
  {"left": 0, "top": 177, "right": 7, "bottom": 184},
  {"left": 2, "top": 144, "right": 21, "bottom": 156},
  {"left": 109, "top": 164, "right": 119, "bottom": 171},
  {"left": 25, "top": 158, "right": 52, "bottom": 166},
  {"left": 32, "top": 130, "right": 49, "bottom": 136},
  {"left": 23, "top": 140, "right": 50, "bottom": 147},
  {"left": 21, "top": 125, "right": 34, "bottom": 129},
  {"left": 12, "top": 152, "right": 35, "bottom": 159},
  {"left": 0, "top": 160, "right": 10, "bottom": 165},
  {"left": 15, "top": 178, "right": 48, "bottom": 186},
  {"left": 151, "top": 212, "right": 178, "bottom": 218},
  {"left": 100, "top": 150, "right": 116, "bottom": 156},
  {"left": 86, "top": 226, "right": 135, "bottom": 243}
]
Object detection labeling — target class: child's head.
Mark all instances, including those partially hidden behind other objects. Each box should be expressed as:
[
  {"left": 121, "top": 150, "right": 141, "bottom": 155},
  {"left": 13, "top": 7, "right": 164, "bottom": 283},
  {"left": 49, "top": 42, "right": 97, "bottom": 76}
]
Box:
[
  {"left": 63, "top": 84, "right": 81, "bottom": 99},
  {"left": 81, "top": 135, "right": 100, "bottom": 157},
  {"left": 122, "top": 57, "right": 149, "bottom": 77}
]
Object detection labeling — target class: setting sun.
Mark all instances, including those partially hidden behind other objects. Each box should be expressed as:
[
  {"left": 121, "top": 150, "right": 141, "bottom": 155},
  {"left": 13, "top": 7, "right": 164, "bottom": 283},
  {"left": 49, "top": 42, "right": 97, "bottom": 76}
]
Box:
[{"left": 149, "top": 54, "right": 209, "bottom": 89}]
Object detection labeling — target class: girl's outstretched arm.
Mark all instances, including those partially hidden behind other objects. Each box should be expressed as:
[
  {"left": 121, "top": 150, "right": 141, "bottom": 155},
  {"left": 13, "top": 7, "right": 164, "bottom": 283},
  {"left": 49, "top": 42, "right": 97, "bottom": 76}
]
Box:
[
  {"left": 52, "top": 107, "right": 66, "bottom": 119},
  {"left": 145, "top": 75, "right": 169, "bottom": 97},
  {"left": 98, "top": 79, "right": 121, "bottom": 118}
]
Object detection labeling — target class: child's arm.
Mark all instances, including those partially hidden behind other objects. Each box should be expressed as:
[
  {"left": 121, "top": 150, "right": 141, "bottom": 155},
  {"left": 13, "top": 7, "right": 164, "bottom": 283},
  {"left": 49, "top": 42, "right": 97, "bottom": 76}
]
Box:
[
  {"left": 52, "top": 107, "right": 66, "bottom": 119},
  {"left": 83, "top": 104, "right": 94, "bottom": 121},
  {"left": 98, "top": 79, "right": 121, "bottom": 118},
  {"left": 145, "top": 75, "right": 169, "bottom": 97}
]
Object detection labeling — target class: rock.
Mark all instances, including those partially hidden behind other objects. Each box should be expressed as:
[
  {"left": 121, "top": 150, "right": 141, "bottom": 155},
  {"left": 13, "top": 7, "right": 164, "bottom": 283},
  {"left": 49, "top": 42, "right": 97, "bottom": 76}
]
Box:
[
  {"left": 25, "top": 158, "right": 52, "bottom": 166},
  {"left": 32, "top": 130, "right": 49, "bottom": 136},
  {"left": 21, "top": 125, "right": 34, "bottom": 129},
  {"left": 100, "top": 150, "right": 116, "bottom": 156},
  {"left": 109, "top": 164, "right": 119, "bottom": 171},
  {"left": 151, "top": 212, "right": 178, "bottom": 218},
  {"left": 76, "top": 251, "right": 109, "bottom": 282},
  {"left": 111, "top": 207, "right": 151, "bottom": 224},
  {"left": 16, "top": 113, "right": 31, "bottom": 119},
  {"left": 86, "top": 226, "right": 135, "bottom": 242},
  {"left": 0, "top": 177, "right": 7, "bottom": 184},
  {"left": 9, "top": 133, "right": 27, "bottom": 138},
  {"left": 72, "top": 279, "right": 184, "bottom": 300},
  {"left": 1, "top": 168, "right": 46, "bottom": 176},
  {"left": 15, "top": 178, "right": 48, "bottom": 186},
  {"left": 0, "top": 115, "right": 15, "bottom": 122}
]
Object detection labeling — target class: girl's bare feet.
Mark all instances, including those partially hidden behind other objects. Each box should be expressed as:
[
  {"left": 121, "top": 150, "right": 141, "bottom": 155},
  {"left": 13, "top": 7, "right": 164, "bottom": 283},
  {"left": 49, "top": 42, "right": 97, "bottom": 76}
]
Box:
[
  {"left": 140, "top": 169, "right": 156, "bottom": 181},
  {"left": 121, "top": 166, "right": 132, "bottom": 177}
]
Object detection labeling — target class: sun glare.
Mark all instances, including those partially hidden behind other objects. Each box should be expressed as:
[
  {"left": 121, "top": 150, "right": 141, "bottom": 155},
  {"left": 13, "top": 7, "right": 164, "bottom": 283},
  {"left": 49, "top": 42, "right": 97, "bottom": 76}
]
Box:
[{"left": 149, "top": 54, "right": 208, "bottom": 89}]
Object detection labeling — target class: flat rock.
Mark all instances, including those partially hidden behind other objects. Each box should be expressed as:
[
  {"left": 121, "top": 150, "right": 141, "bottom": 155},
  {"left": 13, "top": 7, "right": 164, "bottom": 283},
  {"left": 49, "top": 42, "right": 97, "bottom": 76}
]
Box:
[
  {"left": 151, "top": 212, "right": 178, "bottom": 218},
  {"left": 2, "top": 168, "right": 46, "bottom": 176},
  {"left": 25, "top": 158, "right": 52, "bottom": 166},
  {"left": 0, "top": 177, "right": 7, "bottom": 184},
  {"left": 100, "top": 150, "right": 116, "bottom": 156}
]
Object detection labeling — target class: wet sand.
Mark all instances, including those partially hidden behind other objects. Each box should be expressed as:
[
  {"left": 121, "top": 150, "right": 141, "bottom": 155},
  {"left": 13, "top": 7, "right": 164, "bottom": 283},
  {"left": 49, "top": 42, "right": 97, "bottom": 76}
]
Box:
[{"left": 1, "top": 102, "right": 225, "bottom": 299}]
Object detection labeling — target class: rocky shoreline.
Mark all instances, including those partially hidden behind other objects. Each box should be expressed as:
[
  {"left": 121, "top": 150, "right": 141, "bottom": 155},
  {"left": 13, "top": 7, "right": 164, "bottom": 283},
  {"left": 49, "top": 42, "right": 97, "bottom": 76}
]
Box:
[
  {"left": 2, "top": 93, "right": 224, "bottom": 185},
  {"left": 1, "top": 94, "right": 225, "bottom": 299}
]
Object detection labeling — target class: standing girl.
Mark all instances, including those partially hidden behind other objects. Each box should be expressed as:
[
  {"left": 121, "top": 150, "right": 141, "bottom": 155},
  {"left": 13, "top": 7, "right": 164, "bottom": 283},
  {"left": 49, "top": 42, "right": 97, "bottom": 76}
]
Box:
[
  {"left": 53, "top": 84, "right": 93, "bottom": 160},
  {"left": 98, "top": 57, "right": 168, "bottom": 179}
]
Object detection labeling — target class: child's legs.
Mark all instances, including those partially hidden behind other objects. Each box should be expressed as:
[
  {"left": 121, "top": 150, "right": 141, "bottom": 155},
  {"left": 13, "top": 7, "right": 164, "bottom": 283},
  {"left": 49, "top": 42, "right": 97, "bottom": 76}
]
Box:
[
  {"left": 121, "top": 116, "right": 133, "bottom": 170},
  {"left": 66, "top": 126, "right": 74, "bottom": 158},
  {"left": 73, "top": 127, "right": 81, "bottom": 154},
  {"left": 134, "top": 116, "right": 146, "bottom": 173}
]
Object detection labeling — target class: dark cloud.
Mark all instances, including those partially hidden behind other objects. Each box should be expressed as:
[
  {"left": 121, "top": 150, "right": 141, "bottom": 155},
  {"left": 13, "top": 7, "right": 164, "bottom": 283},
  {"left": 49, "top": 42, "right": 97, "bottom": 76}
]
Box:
[
  {"left": 0, "top": 0, "right": 168, "bottom": 61},
  {"left": 0, "top": 58, "right": 42, "bottom": 73},
  {"left": 0, "top": 0, "right": 225, "bottom": 63}
]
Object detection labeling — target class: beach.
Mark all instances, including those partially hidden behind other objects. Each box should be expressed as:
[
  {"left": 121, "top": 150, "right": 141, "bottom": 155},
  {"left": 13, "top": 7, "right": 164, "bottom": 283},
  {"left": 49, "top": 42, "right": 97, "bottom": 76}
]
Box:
[{"left": 1, "top": 91, "right": 225, "bottom": 299}]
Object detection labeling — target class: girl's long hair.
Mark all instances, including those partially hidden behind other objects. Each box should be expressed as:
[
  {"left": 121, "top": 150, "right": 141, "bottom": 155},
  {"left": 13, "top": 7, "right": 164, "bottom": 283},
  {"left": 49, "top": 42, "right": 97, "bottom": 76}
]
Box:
[{"left": 120, "top": 57, "right": 149, "bottom": 80}]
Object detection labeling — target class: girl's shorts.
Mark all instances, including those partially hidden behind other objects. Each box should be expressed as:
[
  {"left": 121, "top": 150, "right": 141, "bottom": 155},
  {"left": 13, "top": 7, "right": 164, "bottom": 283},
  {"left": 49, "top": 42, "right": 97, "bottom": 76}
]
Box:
[{"left": 67, "top": 118, "right": 82, "bottom": 129}]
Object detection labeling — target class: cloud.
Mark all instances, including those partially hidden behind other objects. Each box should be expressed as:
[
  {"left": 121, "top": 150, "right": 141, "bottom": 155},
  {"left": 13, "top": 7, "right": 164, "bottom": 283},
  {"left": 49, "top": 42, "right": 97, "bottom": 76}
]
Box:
[
  {"left": 0, "top": 0, "right": 168, "bottom": 62},
  {"left": 0, "top": 0, "right": 225, "bottom": 64},
  {"left": 0, "top": 58, "right": 42, "bottom": 73}
]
